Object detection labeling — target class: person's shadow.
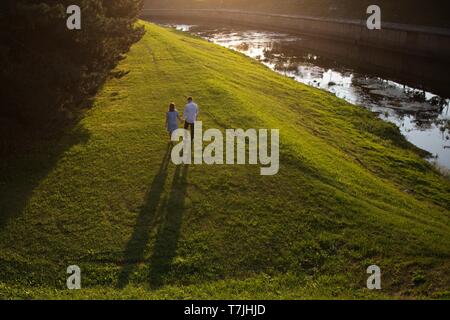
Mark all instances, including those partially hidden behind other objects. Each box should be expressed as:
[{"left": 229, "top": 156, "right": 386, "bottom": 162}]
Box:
[
  {"left": 117, "top": 145, "right": 171, "bottom": 288},
  {"left": 148, "top": 163, "right": 189, "bottom": 288},
  {"left": 117, "top": 145, "right": 189, "bottom": 289}
]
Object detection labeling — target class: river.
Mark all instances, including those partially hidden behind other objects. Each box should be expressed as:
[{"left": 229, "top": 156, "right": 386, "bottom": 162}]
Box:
[{"left": 152, "top": 19, "right": 450, "bottom": 171}]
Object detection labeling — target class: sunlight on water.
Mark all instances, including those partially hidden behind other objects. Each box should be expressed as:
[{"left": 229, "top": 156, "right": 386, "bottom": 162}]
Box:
[{"left": 165, "top": 23, "right": 450, "bottom": 169}]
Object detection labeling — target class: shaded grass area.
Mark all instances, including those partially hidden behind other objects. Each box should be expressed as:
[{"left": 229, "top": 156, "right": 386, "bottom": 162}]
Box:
[{"left": 0, "top": 22, "right": 449, "bottom": 299}]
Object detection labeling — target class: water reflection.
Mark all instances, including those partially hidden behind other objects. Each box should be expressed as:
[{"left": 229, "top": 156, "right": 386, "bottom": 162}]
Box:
[{"left": 158, "top": 21, "right": 450, "bottom": 169}]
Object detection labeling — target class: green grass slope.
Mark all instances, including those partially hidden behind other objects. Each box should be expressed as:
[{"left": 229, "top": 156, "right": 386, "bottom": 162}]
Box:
[{"left": 1, "top": 21, "right": 450, "bottom": 299}]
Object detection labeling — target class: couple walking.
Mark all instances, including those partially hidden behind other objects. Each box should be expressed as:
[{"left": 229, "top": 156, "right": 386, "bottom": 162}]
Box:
[{"left": 165, "top": 97, "right": 199, "bottom": 141}]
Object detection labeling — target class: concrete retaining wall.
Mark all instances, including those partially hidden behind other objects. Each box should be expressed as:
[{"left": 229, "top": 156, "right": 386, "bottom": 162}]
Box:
[{"left": 141, "top": 9, "right": 450, "bottom": 60}]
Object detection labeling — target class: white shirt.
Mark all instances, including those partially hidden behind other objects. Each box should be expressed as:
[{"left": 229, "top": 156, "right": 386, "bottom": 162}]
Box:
[{"left": 183, "top": 102, "right": 199, "bottom": 123}]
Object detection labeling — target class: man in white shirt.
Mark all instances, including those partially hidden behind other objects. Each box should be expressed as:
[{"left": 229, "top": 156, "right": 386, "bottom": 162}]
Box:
[{"left": 183, "top": 96, "right": 199, "bottom": 140}]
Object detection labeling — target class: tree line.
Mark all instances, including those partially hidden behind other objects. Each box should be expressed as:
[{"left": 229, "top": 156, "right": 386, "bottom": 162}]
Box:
[{"left": 0, "top": 0, "right": 144, "bottom": 150}]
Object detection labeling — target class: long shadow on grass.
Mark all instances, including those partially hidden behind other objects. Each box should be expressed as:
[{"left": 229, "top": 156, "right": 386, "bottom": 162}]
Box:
[
  {"left": 117, "top": 145, "right": 172, "bottom": 288},
  {"left": 148, "top": 164, "right": 189, "bottom": 289},
  {"left": 0, "top": 127, "right": 90, "bottom": 229}
]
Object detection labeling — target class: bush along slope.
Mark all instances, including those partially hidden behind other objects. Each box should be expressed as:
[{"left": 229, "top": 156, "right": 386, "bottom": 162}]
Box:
[{"left": 0, "top": 0, "right": 144, "bottom": 149}]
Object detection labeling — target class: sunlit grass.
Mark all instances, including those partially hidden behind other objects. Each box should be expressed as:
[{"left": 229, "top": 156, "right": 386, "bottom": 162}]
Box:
[{"left": 0, "top": 21, "right": 449, "bottom": 299}]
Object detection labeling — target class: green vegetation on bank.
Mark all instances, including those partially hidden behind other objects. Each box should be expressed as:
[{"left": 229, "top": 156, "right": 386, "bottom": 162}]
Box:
[{"left": 1, "top": 21, "right": 449, "bottom": 299}]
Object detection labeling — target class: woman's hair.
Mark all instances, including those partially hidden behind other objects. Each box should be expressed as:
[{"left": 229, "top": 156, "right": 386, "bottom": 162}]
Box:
[{"left": 168, "top": 102, "right": 176, "bottom": 112}]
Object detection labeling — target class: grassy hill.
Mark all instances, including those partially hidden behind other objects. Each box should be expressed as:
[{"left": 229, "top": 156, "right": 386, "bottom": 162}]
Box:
[{"left": 1, "top": 21, "right": 450, "bottom": 299}]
